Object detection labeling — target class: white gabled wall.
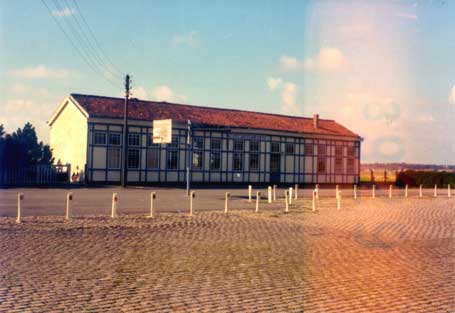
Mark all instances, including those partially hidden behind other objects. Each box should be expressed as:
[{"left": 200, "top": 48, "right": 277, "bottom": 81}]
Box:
[{"left": 49, "top": 98, "right": 88, "bottom": 175}]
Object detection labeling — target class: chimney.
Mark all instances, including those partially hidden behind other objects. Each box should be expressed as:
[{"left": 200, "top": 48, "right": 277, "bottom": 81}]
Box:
[{"left": 313, "top": 114, "right": 319, "bottom": 128}]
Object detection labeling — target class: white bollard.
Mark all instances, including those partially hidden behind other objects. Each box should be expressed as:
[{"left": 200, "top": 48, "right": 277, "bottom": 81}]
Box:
[
  {"left": 419, "top": 184, "right": 423, "bottom": 198},
  {"left": 434, "top": 184, "right": 437, "bottom": 198},
  {"left": 149, "top": 192, "right": 156, "bottom": 218},
  {"left": 248, "top": 185, "right": 252, "bottom": 202},
  {"left": 66, "top": 192, "right": 73, "bottom": 220},
  {"left": 273, "top": 185, "right": 277, "bottom": 201},
  {"left": 268, "top": 186, "right": 272, "bottom": 204},
  {"left": 312, "top": 189, "right": 317, "bottom": 212},
  {"left": 372, "top": 185, "right": 376, "bottom": 199},
  {"left": 284, "top": 190, "right": 289, "bottom": 213},
  {"left": 448, "top": 185, "right": 451, "bottom": 198},
  {"left": 17, "top": 193, "right": 24, "bottom": 224},
  {"left": 189, "top": 191, "right": 195, "bottom": 216},
  {"left": 289, "top": 187, "right": 293, "bottom": 205},
  {"left": 353, "top": 184, "right": 357, "bottom": 200},
  {"left": 336, "top": 190, "right": 341, "bottom": 210},
  {"left": 389, "top": 185, "right": 393, "bottom": 199},
  {"left": 255, "top": 192, "right": 261, "bottom": 213},
  {"left": 315, "top": 184, "right": 319, "bottom": 200},
  {"left": 335, "top": 185, "right": 339, "bottom": 197},
  {"left": 405, "top": 185, "right": 408, "bottom": 198},
  {"left": 294, "top": 184, "right": 299, "bottom": 200},
  {"left": 224, "top": 192, "right": 230, "bottom": 214},
  {"left": 111, "top": 193, "right": 118, "bottom": 218}
]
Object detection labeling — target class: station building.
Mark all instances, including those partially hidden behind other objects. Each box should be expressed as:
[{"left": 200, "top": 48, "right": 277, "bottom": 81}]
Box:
[{"left": 48, "top": 94, "right": 362, "bottom": 185}]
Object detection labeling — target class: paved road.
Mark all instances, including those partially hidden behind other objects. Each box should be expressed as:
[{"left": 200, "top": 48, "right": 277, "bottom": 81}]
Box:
[{"left": 0, "top": 190, "right": 454, "bottom": 312}]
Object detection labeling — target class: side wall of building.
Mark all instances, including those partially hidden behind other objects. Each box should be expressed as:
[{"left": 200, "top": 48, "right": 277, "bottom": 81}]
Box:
[
  {"left": 86, "top": 118, "right": 361, "bottom": 184},
  {"left": 49, "top": 100, "right": 88, "bottom": 174}
]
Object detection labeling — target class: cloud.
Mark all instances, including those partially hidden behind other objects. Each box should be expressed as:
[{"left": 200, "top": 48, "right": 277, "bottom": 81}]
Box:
[
  {"left": 266, "top": 77, "right": 283, "bottom": 90},
  {"left": 266, "top": 78, "right": 302, "bottom": 115},
  {"left": 10, "top": 83, "right": 50, "bottom": 97},
  {"left": 52, "top": 7, "right": 75, "bottom": 17},
  {"left": 130, "top": 86, "right": 148, "bottom": 100},
  {"left": 172, "top": 31, "right": 197, "bottom": 47},
  {"left": 151, "top": 85, "right": 186, "bottom": 102},
  {"left": 10, "top": 65, "right": 70, "bottom": 79},
  {"left": 279, "top": 48, "right": 348, "bottom": 72},
  {"left": 449, "top": 85, "right": 455, "bottom": 105},
  {"left": 395, "top": 12, "right": 418, "bottom": 20}
]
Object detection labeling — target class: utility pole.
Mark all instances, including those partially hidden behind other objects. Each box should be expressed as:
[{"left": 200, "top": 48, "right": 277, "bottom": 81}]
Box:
[
  {"left": 186, "top": 120, "right": 191, "bottom": 196},
  {"left": 121, "top": 74, "right": 131, "bottom": 188}
]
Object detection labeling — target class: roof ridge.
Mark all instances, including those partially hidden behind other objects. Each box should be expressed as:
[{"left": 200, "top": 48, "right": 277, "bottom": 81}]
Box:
[{"left": 70, "top": 93, "right": 336, "bottom": 122}]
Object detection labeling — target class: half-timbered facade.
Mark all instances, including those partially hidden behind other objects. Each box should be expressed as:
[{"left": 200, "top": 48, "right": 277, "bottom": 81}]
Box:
[{"left": 48, "top": 94, "right": 362, "bottom": 185}]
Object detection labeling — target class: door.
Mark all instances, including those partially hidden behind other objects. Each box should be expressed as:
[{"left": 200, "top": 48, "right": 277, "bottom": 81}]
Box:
[{"left": 270, "top": 153, "right": 281, "bottom": 183}]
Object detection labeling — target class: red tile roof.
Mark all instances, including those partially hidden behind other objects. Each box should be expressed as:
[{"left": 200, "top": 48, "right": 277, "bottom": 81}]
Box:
[{"left": 71, "top": 94, "right": 361, "bottom": 139}]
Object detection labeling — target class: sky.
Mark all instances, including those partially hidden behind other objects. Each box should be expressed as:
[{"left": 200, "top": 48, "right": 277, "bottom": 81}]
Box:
[{"left": 1, "top": 0, "right": 455, "bottom": 164}]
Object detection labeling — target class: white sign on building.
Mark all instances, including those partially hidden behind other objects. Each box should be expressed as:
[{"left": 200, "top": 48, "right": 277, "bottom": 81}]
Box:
[{"left": 152, "top": 119, "right": 172, "bottom": 144}]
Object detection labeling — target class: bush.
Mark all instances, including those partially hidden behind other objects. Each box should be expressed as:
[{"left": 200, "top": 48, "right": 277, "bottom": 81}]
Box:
[{"left": 396, "top": 170, "right": 455, "bottom": 187}]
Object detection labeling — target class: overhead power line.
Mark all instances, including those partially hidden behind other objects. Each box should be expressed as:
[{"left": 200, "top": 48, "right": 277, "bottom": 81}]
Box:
[{"left": 41, "top": 0, "right": 121, "bottom": 88}]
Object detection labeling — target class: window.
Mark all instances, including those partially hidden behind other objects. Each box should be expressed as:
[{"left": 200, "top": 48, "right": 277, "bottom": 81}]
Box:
[
  {"left": 94, "top": 132, "right": 106, "bottom": 145},
  {"left": 250, "top": 141, "right": 260, "bottom": 152},
  {"left": 233, "top": 140, "right": 244, "bottom": 151},
  {"left": 211, "top": 139, "right": 221, "bottom": 150},
  {"left": 271, "top": 142, "right": 280, "bottom": 153},
  {"left": 168, "top": 136, "right": 179, "bottom": 148},
  {"left": 305, "top": 144, "right": 313, "bottom": 155},
  {"left": 128, "top": 133, "right": 140, "bottom": 146},
  {"left": 193, "top": 138, "right": 204, "bottom": 150},
  {"left": 193, "top": 151, "right": 203, "bottom": 170},
  {"left": 347, "top": 158, "right": 355, "bottom": 174},
  {"left": 335, "top": 158, "right": 343, "bottom": 173},
  {"left": 233, "top": 153, "right": 243, "bottom": 171},
  {"left": 249, "top": 153, "right": 259, "bottom": 171},
  {"left": 335, "top": 146, "right": 343, "bottom": 156},
  {"left": 128, "top": 149, "right": 140, "bottom": 169},
  {"left": 285, "top": 143, "right": 295, "bottom": 154},
  {"left": 167, "top": 151, "right": 178, "bottom": 169},
  {"left": 347, "top": 146, "right": 356, "bottom": 157},
  {"left": 147, "top": 149, "right": 159, "bottom": 169},
  {"left": 210, "top": 152, "right": 221, "bottom": 170},
  {"left": 108, "top": 147, "right": 120, "bottom": 169},
  {"left": 317, "top": 157, "right": 326, "bottom": 173},
  {"left": 318, "top": 145, "right": 327, "bottom": 156},
  {"left": 109, "top": 133, "right": 121, "bottom": 146}
]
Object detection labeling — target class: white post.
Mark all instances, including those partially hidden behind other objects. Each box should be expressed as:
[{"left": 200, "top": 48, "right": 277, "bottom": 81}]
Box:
[
  {"left": 294, "top": 184, "right": 298, "bottom": 200},
  {"left": 189, "top": 191, "right": 195, "bottom": 216},
  {"left": 273, "top": 185, "right": 277, "bottom": 201},
  {"left": 248, "top": 185, "right": 252, "bottom": 202},
  {"left": 434, "top": 184, "right": 437, "bottom": 198},
  {"left": 353, "top": 184, "right": 357, "bottom": 199},
  {"left": 372, "top": 184, "right": 376, "bottom": 199},
  {"left": 224, "top": 192, "right": 230, "bottom": 214},
  {"left": 289, "top": 187, "right": 293, "bottom": 205},
  {"left": 405, "top": 185, "right": 408, "bottom": 198},
  {"left": 267, "top": 186, "right": 272, "bottom": 204},
  {"left": 315, "top": 184, "right": 319, "bottom": 200},
  {"left": 149, "top": 192, "right": 156, "bottom": 218},
  {"left": 448, "top": 185, "right": 451, "bottom": 198},
  {"left": 312, "top": 189, "right": 317, "bottom": 212},
  {"left": 111, "top": 193, "right": 118, "bottom": 218},
  {"left": 419, "top": 185, "right": 423, "bottom": 198},
  {"left": 389, "top": 184, "right": 393, "bottom": 199},
  {"left": 336, "top": 190, "right": 341, "bottom": 210},
  {"left": 255, "top": 192, "right": 261, "bottom": 213},
  {"left": 284, "top": 190, "right": 289, "bottom": 213},
  {"left": 17, "top": 193, "right": 23, "bottom": 224},
  {"left": 66, "top": 192, "right": 73, "bottom": 220}
]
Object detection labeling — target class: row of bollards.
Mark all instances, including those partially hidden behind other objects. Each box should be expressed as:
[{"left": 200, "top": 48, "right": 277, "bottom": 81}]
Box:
[{"left": 14, "top": 183, "right": 453, "bottom": 223}]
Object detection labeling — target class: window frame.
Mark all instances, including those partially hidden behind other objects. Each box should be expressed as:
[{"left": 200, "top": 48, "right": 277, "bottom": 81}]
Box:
[
  {"left": 210, "top": 151, "right": 221, "bottom": 171},
  {"left": 167, "top": 150, "right": 178, "bottom": 170},
  {"left": 93, "top": 132, "right": 106, "bottom": 145},
  {"left": 271, "top": 142, "right": 280, "bottom": 153},
  {"left": 108, "top": 133, "right": 121, "bottom": 146},
  {"left": 128, "top": 133, "right": 141, "bottom": 147},
  {"left": 210, "top": 138, "right": 221, "bottom": 150},
  {"left": 233, "top": 140, "right": 244, "bottom": 151},
  {"left": 107, "top": 147, "right": 121, "bottom": 169},
  {"left": 317, "top": 157, "right": 326, "bottom": 174},
  {"left": 233, "top": 152, "right": 244, "bottom": 171},
  {"left": 285, "top": 143, "right": 295, "bottom": 155},
  {"left": 146, "top": 148, "right": 160, "bottom": 169},
  {"left": 335, "top": 157, "right": 344, "bottom": 173},
  {"left": 249, "top": 141, "right": 260, "bottom": 152},
  {"left": 249, "top": 153, "right": 260, "bottom": 171},
  {"left": 127, "top": 148, "right": 140, "bottom": 169}
]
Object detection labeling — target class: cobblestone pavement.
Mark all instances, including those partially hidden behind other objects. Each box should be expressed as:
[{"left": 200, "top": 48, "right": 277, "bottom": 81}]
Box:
[{"left": 0, "top": 196, "right": 454, "bottom": 312}]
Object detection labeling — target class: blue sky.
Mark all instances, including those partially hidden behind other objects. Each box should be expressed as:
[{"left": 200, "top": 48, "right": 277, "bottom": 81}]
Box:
[{"left": 1, "top": 0, "right": 455, "bottom": 164}]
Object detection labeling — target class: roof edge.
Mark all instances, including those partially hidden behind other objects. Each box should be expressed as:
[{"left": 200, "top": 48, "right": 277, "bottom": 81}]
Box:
[{"left": 48, "top": 95, "right": 89, "bottom": 126}]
